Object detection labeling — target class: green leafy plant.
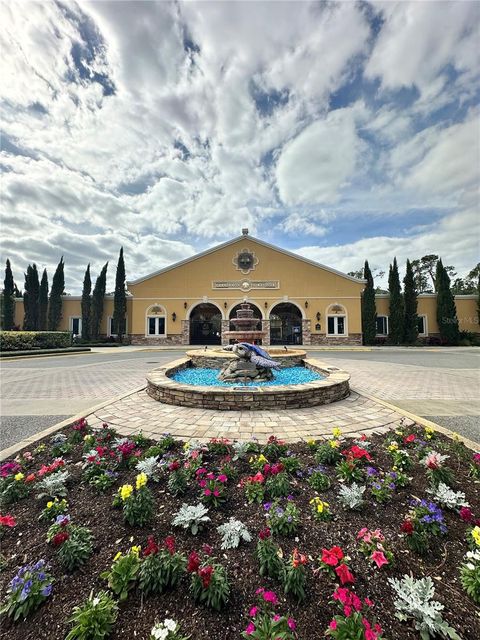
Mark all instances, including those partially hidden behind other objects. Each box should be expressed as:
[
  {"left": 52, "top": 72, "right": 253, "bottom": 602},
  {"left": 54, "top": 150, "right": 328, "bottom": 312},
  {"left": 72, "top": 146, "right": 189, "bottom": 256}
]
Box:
[
  {"left": 421, "top": 451, "right": 454, "bottom": 487},
  {"left": 265, "top": 499, "right": 299, "bottom": 536},
  {"left": 90, "top": 471, "right": 118, "bottom": 493},
  {"left": 100, "top": 547, "right": 141, "bottom": 601},
  {"left": 282, "top": 548, "right": 308, "bottom": 602},
  {"left": 279, "top": 455, "right": 300, "bottom": 474},
  {"left": 389, "top": 575, "right": 461, "bottom": 639},
  {"left": 241, "top": 589, "right": 296, "bottom": 639},
  {"left": 0, "top": 474, "right": 30, "bottom": 506},
  {"left": 189, "top": 557, "right": 230, "bottom": 610},
  {"left": 459, "top": 549, "right": 480, "bottom": 604},
  {"left": 53, "top": 525, "right": 93, "bottom": 573},
  {"left": 265, "top": 471, "right": 291, "bottom": 498},
  {"left": 401, "top": 499, "right": 447, "bottom": 555},
  {"left": 308, "top": 468, "right": 331, "bottom": 492},
  {"left": 309, "top": 497, "right": 331, "bottom": 521},
  {"left": 119, "top": 474, "right": 154, "bottom": 527},
  {"left": 167, "top": 465, "right": 189, "bottom": 496},
  {"left": 66, "top": 590, "right": 118, "bottom": 640},
  {"left": 325, "top": 587, "right": 384, "bottom": 639},
  {"left": 315, "top": 440, "right": 342, "bottom": 465},
  {"left": 256, "top": 528, "right": 283, "bottom": 580},
  {"left": 139, "top": 536, "right": 187, "bottom": 595},
  {"left": 242, "top": 473, "right": 265, "bottom": 504},
  {"left": 38, "top": 498, "right": 68, "bottom": 523},
  {"left": 335, "top": 458, "right": 364, "bottom": 484},
  {"left": 0, "top": 560, "right": 53, "bottom": 621}
]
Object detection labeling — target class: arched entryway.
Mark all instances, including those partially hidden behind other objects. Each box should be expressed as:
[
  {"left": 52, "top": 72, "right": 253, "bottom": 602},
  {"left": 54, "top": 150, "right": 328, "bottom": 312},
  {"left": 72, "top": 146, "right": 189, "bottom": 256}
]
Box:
[
  {"left": 189, "top": 303, "right": 222, "bottom": 345},
  {"left": 269, "top": 303, "right": 303, "bottom": 345}
]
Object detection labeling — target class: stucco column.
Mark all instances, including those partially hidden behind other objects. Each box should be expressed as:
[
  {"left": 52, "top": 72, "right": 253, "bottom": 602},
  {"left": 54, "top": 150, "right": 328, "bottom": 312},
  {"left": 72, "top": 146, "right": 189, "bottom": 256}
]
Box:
[
  {"left": 261, "top": 319, "right": 271, "bottom": 346},
  {"left": 302, "top": 319, "right": 311, "bottom": 345},
  {"left": 181, "top": 320, "right": 190, "bottom": 345},
  {"left": 221, "top": 320, "right": 230, "bottom": 346}
]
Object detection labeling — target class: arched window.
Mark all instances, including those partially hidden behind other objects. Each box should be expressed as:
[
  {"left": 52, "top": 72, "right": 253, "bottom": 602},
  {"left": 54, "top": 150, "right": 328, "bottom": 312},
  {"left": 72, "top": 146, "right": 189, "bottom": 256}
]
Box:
[
  {"left": 145, "top": 305, "right": 166, "bottom": 337},
  {"left": 189, "top": 303, "right": 222, "bottom": 345},
  {"left": 269, "top": 303, "right": 303, "bottom": 345},
  {"left": 326, "top": 303, "right": 348, "bottom": 336}
]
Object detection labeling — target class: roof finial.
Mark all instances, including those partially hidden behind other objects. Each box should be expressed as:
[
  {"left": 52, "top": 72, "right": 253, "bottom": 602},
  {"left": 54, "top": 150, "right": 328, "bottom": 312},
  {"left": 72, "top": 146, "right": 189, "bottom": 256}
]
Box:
[{"left": 242, "top": 227, "right": 249, "bottom": 235}]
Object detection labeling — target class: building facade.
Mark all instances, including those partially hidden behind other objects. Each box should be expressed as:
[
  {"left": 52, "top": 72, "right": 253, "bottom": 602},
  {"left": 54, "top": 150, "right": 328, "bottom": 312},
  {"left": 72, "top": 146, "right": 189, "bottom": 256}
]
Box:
[{"left": 13, "top": 231, "right": 480, "bottom": 345}]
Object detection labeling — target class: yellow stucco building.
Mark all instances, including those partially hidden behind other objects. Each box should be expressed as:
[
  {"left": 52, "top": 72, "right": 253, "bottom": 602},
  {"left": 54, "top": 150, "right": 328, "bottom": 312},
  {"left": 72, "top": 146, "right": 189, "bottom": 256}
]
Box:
[{"left": 13, "top": 230, "right": 480, "bottom": 345}]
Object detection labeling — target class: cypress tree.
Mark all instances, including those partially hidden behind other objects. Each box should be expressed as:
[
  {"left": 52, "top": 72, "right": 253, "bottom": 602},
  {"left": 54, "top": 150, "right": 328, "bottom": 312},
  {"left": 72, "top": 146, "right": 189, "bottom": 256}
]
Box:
[
  {"left": 3, "top": 259, "right": 15, "bottom": 330},
  {"left": 81, "top": 264, "right": 92, "bottom": 340},
  {"left": 23, "top": 264, "right": 40, "bottom": 330},
  {"left": 361, "top": 260, "right": 377, "bottom": 345},
  {"left": 113, "top": 247, "right": 126, "bottom": 342},
  {"left": 91, "top": 262, "right": 108, "bottom": 339},
  {"left": 436, "top": 259, "right": 459, "bottom": 345},
  {"left": 388, "top": 257, "right": 404, "bottom": 344},
  {"left": 48, "top": 257, "right": 65, "bottom": 330},
  {"left": 38, "top": 268, "right": 49, "bottom": 330},
  {"left": 403, "top": 259, "right": 418, "bottom": 344}
]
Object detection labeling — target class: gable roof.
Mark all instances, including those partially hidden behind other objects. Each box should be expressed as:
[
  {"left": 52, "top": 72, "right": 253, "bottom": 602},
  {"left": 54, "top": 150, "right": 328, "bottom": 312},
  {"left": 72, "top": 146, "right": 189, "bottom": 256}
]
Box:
[{"left": 127, "top": 234, "right": 366, "bottom": 286}]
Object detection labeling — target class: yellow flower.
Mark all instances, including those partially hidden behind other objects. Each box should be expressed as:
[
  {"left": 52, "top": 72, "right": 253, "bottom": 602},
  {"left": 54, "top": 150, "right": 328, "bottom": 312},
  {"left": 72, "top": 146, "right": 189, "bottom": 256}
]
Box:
[
  {"left": 258, "top": 454, "right": 268, "bottom": 464},
  {"left": 472, "top": 526, "right": 480, "bottom": 547},
  {"left": 183, "top": 442, "right": 190, "bottom": 450},
  {"left": 392, "top": 466, "right": 398, "bottom": 472},
  {"left": 332, "top": 427, "right": 342, "bottom": 438},
  {"left": 120, "top": 484, "right": 134, "bottom": 501},
  {"left": 317, "top": 503, "right": 324, "bottom": 513},
  {"left": 452, "top": 432, "right": 461, "bottom": 442},
  {"left": 84, "top": 434, "right": 93, "bottom": 442},
  {"left": 329, "top": 439, "right": 340, "bottom": 449},
  {"left": 388, "top": 442, "right": 399, "bottom": 452},
  {"left": 47, "top": 501, "right": 53, "bottom": 508},
  {"left": 307, "top": 438, "right": 316, "bottom": 447},
  {"left": 14, "top": 473, "right": 24, "bottom": 481},
  {"left": 135, "top": 473, "right": 148, "bottom": 490},
  {"left": 130, "top": 545, "right": 141, "bottom": 557},
  {"left": 114, "top": 551, "right": 122, "bottom": 562},
  {"left": 249, "top": 456, "right": 254, "bottom": 464}
]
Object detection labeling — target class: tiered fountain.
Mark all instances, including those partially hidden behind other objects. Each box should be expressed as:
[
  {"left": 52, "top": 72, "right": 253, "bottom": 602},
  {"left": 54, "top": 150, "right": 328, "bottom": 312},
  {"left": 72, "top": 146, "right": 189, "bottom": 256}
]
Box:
[{"left": 222, "top": 302, "right": 266, "bottom": 344}]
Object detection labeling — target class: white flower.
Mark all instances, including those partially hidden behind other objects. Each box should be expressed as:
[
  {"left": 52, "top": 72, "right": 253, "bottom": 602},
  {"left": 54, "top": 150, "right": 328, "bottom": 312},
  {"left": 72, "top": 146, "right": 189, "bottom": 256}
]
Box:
[
  {"left": 151, "top": 628, "right": 168, "bottom": 640},
  {"left": 164, "top": 619, "right": 177, "bottom": 631},
  {"left": 92, "top": 597, "right": 100, "bottom": 607}
]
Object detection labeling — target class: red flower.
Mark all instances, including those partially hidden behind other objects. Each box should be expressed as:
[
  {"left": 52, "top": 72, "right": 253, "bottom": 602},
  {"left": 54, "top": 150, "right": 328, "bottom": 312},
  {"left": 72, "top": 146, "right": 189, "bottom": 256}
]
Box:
[
  {"left": 202, "top": 543, "right": 213, "bottom": 556},
  {"left": 292, "top": 548, "right": 307, "bottom": 568},
  {"left": 143, "top": 536, "right": 159, "bottom": 556},
  {"left": 321, "top": 546, "right": 344, "bottom": 566},
  {"left": 258, "top": 527, "right": 271, "bottom": 540},
  {"left": 52, "top": 531, "right": 69, "bottom": 546},
  {"left": 164, "top": 536, "right": 175, "bottom": 555},
  {"left": 401, "top": 520, "right": 414, "bottom": 535},
  {"left": 404, "top": 434, "right": 416, "bottom": 444},
  {"left": 0, "top": 515, "right": 16, "bottom": 528},
  {"left": 187, "top": 551, "right": 201, "bottom": 573},
  {"left": 335, "top": 563, "right": 355, "bottom": 585},
  {"left": 25, "top": 473, "right": 36, "bottom": 483},
  {"left": 459, "top": 507, "right": 475, "bottom": 523},
  {"left": 168, "top": 460, "right": 180, "bottom": 472},
  {"left": 199, "top": 565, "right": 214, "bottom": 588}
]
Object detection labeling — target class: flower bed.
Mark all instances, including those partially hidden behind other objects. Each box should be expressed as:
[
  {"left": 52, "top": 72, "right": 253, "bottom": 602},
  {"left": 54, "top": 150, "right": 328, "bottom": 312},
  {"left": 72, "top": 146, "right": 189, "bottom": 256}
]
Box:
[{"left": 0, "top": 421, "right": 479, "bottom": 639}]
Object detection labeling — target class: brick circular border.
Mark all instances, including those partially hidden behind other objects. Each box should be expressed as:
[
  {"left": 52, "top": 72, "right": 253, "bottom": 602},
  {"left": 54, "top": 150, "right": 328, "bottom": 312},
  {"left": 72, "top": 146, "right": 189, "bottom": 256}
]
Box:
[{"left": 146, "top": 357, "right": 350, "bottom": 410}]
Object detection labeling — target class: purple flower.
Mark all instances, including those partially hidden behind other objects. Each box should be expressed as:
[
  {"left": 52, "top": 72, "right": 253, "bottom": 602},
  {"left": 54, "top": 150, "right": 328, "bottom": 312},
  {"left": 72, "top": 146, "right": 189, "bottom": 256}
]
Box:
[
  {"left": 263, "top": 502, "right": 272, "bottom": 511},
  {"left": 19, "top": 580, "right": 32, "bottom": 601},
  {"left": 41, "top": 584, "right": 53, "bottom": 597},
  {"left": 287, "top": 494, "right": 294, "bottom": 501},
  {"left": 366, "top": 466, "right": 378, "bottom": 477}
]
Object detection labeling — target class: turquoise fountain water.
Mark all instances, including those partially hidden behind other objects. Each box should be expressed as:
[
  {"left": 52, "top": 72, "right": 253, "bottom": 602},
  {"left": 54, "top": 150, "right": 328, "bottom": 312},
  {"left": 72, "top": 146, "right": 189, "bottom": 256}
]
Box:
[{"left": 171, "top": 366, "right": 324, "bottom": 387}]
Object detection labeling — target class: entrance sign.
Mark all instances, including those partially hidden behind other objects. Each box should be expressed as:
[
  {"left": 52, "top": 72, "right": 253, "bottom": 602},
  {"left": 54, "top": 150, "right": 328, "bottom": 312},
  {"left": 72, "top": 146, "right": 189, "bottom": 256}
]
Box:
[{"left": 212, "top": 280, "right": 279, "bottom": 290}]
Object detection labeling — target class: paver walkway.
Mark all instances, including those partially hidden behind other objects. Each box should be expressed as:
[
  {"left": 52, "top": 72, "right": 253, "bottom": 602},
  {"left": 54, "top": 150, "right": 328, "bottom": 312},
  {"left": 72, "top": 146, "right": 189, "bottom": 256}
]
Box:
[{"left": 86, "top": 389, "right": 408, "bottom": 442}]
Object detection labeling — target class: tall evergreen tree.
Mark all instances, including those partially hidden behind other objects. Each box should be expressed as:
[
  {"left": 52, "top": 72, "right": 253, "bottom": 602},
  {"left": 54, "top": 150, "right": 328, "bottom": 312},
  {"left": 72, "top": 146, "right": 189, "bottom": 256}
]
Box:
[
  {"left": 23, "top": 264, "right": 40, "bottom": 330},
  {"left": 3, "top": 259, "right": 15, "bottom": 330},
  {"left": 38, "top": 268, "right": 49, "bottom": 330},
  {"left": 361, "top": 260, "right": 377, "bottom": 345},
  {"left": 81, "top": 264, "right": 91, "bottom": 340},
  {"left": 90, "top": 262, "right": 108, "bottom": 339},
  {"left": 403, "top": 259, "right": 418, "bottom": 344},
  {"left": 113, "top": 247, "right": 126, "bottom": 342},
  {"left": 388, "top": 257, "right": 404, "bottom": 344},
  {"left": 436, "top": 259, "right": 459, "bottom": 345},
  {"left": 48, "top": 257, "right": 65, "bottom": 330}
]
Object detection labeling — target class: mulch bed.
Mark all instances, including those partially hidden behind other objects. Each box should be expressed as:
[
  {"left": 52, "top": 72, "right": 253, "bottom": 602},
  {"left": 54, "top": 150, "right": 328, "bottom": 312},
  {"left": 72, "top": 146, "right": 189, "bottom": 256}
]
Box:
[{"left": 0, "top": 422, "right": 479, "bottom": 640}]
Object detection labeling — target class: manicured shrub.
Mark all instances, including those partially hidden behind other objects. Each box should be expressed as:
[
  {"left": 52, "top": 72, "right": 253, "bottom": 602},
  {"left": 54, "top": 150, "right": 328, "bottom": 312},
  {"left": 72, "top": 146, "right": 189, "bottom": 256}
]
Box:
[
  {"left": 66, "top": 590, "right": 118, "bottom": 640},
  {"left": 0, "top": 331, "right": 72, "bottom": 351}
]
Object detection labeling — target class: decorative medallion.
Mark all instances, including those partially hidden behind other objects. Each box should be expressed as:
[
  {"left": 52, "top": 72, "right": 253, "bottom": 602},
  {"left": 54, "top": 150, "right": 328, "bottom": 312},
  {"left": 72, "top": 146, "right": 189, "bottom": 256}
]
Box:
[{"left": 233, "top": 248, "right": 259, "bottom": 274}]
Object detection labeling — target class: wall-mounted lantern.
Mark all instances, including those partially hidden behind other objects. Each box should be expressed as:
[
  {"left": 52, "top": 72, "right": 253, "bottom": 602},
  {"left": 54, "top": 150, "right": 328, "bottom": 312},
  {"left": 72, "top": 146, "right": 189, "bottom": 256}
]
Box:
[
  {"left": 304, "top": 300, "right": 309, "bottom": 308},
  {"left": 315, "top": 323, "right": 321, "bottom": 331},
  {"left": 172, "top": 312, "right": 177, "bottom": 322},
  {"left": 224, "top": 301, "right": 227, "bottom": 309},
  {"left": 316, "top": 311, "right": 321, "bottom": 321},
  {"left": 264, "top": 301, "right": 268, "bottom": 309},
  {"left": 184, "top": 302, "right": 187, "bottom": 309}
]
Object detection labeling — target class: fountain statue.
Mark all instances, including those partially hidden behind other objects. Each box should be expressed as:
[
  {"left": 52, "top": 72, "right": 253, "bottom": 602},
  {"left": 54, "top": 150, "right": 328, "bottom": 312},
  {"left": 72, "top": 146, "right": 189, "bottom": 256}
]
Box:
[
  {"left": 218, "top": 342, "right": 280, "bottom": 383},
  {"left": 222, "top": 302, "right": 267, "bottom": 344}
]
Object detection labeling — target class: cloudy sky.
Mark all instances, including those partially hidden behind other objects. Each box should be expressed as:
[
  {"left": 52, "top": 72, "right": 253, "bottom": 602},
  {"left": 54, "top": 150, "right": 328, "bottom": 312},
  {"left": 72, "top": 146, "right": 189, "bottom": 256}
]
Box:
[{"left": 1, "top": 0, "right": 479, "bottom": 293}]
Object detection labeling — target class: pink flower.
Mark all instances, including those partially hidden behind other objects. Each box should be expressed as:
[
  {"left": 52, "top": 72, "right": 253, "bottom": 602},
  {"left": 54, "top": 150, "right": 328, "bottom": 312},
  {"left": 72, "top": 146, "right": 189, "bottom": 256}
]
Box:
[
  {"left": 371, "top": 550, "right": 388, "bottom": 568},
  {"left": 262, "top": 590, "right": 278, "bottom": 604},
  {"left": 0, "top": 515, "right": 16, "bottom": 527},
  {"left": 245, "top": 622, "right": 255, "bottom": 635},
  {"left": 217, "top": 474, "right": 227, "bottom": 483},
  {"left": 213, "top": 489, "right": 220, "bottom": 497},
  {"left": 329, "top": 620, "right": 337, "bottom": 630},
  {"left": 196, "top": 468, "right": 207, "bottom": 476},
  {"left": 459, "top": 506, "right": 474, "bottom": 523},
  {"left": 333, "top": 587, "right": 350, "bottom": 604},
  {"left": 204, "top": 489, "right": 211, "bottom": 496},
  {"left": 273, "top": 614, "right": 280, "bottom": 621},
  {"left": 287, "top": 618, "right": 296, "bottom": 630},
  {"left": 322, "top": 546, "right": 344, "bottom": 566},
  {"left": 357, "top": 527, "right": 369, "bottom": 540},
  {"left": 249, "top": 606, "right": 259, "bottom": 617},
  {"left": 364, "top": 597, "right": 374, "bottom": 607},
  {"left": 199, "top": 479, "right": 207, "bottom": 488},
  {"left": 335, "top": 564, "right": 355, "bottom": 585}
]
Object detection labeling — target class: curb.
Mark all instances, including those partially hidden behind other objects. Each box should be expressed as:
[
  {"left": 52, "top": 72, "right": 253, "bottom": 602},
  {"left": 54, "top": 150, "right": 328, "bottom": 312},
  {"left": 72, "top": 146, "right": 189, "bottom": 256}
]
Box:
[
  {"left": 353, "top": 389, "right": 480, "bottom": 451},
  {"left": 0, "top": 385, "right": 146, "bottom": 462}
]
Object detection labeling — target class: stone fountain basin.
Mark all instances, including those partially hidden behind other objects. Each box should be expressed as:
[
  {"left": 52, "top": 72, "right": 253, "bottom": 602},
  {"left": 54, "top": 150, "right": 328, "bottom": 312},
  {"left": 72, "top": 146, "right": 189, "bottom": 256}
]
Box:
[{"left": 146, "top": 356, "right": 350, "bottom": 410}]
